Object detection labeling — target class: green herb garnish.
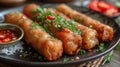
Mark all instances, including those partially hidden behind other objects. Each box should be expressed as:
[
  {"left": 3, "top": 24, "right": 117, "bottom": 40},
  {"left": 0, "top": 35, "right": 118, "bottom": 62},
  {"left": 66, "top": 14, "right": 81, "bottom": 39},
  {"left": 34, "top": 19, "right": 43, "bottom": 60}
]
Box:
[
  {"left": 33, "top": 7, "right": 81, "bottom": 34},
  {"left": 32, "top": 7, "right": 43, "bottom": 13},
  {"left": 63, "top": 56, "right": 69, "bottom": 62},
  {"left": 78, "top": 49, "right": 86, "bottom": 55},
  {"left": 30, "top": 22, "right": 40, "bottom": 29},
  {"left": 102, "top": 52, "right": 113, "bottom": 65},
  {"left": 99, "top": 43, "right": 105, "bottom": 51},
  {"left": 32, "top": 53, "right": 44, "bottom": 61},
  {"left": 73, "top": 17, "right": 79, "bottom": 21},
  {"left": 20, "top": 51, "right": 29, "bottom": 58},
  {"left": 80, "top": 19, "right": 85, "bottom": 23}
]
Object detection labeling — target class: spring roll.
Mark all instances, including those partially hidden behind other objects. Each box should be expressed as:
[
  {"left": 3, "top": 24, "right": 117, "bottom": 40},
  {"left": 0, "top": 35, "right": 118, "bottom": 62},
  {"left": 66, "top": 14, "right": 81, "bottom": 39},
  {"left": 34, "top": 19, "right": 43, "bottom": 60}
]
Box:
[
  {"left": 50, "top": 9, "right": 99, "bottom": 49},
  {"left": 56, "top": 4, "right": 113, "bottom": 41},
  {"left": 23, "top": 4, "right": 82, "bottom": 55},
  {"left": 4, "top": 11, "right": 63, "bottom": 61}
]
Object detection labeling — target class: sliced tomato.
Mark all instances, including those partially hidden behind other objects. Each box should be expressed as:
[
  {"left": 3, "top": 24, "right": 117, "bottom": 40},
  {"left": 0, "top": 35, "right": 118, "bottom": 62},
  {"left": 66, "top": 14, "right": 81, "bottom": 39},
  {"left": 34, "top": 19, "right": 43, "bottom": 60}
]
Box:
[
  {"left": 103, "top": 3, "right": 119, "bottom": 16},
  {"left": 88, "top": 0, "right": 119, "bottom": 17},
  {"left": 98, "top": 1, "right": 111, "bottom": 11},
  {"left": 63, "top": 28, "right": 70, "bottom": 33},
  {"left": 88, "top": 1, "right": 101, "bottom": 12},
  {"left": 104, "top": 8, "right": 119, "bottom": 16}
]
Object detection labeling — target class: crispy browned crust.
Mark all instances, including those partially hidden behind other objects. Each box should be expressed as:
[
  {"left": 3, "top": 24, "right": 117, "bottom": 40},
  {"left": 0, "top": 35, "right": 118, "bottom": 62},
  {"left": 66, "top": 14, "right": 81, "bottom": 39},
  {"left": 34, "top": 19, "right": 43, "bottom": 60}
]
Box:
[
  {"left": 50, "top": 9, "right": 99, "bottom": 49},
  {"left": 56, "top": 4, "right": 113, "bottom": 41},
  {"left": 23, "top": 4, "right": 82, "bottom": 55},
  {"left": 4, "top": 11, "right": 63, "bottom": 61}
]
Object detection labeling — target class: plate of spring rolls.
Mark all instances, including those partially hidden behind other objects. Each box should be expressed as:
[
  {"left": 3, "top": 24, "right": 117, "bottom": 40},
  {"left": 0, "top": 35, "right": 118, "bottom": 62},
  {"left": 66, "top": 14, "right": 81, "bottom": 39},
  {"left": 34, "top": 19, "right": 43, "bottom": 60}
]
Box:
[{"left": 0, "top": 3, "right": 120, "bottom": 67}]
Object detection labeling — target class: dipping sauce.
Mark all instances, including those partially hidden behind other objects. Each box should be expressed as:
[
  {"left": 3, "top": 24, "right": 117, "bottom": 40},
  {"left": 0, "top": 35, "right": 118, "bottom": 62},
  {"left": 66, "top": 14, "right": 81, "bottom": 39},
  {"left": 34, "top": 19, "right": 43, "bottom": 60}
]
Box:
[{"left": 0, "top": 29, "right": 18, "bottom": 43}]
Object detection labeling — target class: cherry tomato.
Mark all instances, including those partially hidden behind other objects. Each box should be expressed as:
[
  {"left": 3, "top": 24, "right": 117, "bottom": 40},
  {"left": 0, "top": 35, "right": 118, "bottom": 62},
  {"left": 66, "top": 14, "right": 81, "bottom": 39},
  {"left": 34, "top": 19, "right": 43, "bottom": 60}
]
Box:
[
  {"left": 63, "top": 28, "right": 70, "bottom": 33},
  {"left": 88, "top": 0, "right": 101, "bottom": 12},
  {"left": 46, "top": 15, "right": 54, "bottom": 20},
  {"left": 58, "top": 31, "right": 64, "bottom": 36},
  {"left": 104, "top": 8, "right": 119, "bottom": 16},
  {"left": 109, "top": 5, "right": 119, "bottom": 15},
  {"left": 58, "top": 28, "right": 70, "bottom": 35}
]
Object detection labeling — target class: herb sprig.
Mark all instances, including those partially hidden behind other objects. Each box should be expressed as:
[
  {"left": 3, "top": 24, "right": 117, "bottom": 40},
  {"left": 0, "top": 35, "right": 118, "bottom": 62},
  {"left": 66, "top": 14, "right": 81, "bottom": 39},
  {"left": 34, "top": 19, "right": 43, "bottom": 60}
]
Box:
[
  {"left": 78, "top": 49, "right": 86, "bottom": 55},
  {"left": 33, "top": 7, "right": 81, "bottom": 34},
  {"left": 99, "top": 43, "right": 105, "bottom": 51},
  {"left": 102, "top": 52, "right": 113, "bottom": 65}
]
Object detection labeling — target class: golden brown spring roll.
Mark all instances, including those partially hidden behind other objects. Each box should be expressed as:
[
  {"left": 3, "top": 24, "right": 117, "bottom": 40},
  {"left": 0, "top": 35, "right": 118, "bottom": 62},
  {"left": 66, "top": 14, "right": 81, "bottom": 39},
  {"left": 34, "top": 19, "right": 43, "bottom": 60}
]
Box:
[
  {"left": 23, "top": 4, "right": 82, "bottom": 55},
  {"left": 4, "top": 11, "right": 63, "bottom": 61},
  {"left": 50, "top": 9, "right": 99, "bottom": 49},
  {"left": 56, "top": 4, "right": 113, "bottom": 41}
]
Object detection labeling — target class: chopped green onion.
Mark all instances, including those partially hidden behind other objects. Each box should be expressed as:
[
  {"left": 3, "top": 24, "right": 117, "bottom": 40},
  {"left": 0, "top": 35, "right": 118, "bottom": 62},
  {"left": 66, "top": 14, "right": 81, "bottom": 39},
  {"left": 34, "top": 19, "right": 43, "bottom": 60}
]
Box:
[
  {"left": 73, "top": 17, "right": 79, "bottom": 21},
  {"left": 63, "top": 56, "right": 69, "bottom": 62},
  {"left": 99, "top": 43, "right": 105, "bottom": 51},
  {"left": 102, "top": 52, "right": 113, "bottom": 65},
  {"left": 78, "top": 49, "right": 86, "bottom": 55}
]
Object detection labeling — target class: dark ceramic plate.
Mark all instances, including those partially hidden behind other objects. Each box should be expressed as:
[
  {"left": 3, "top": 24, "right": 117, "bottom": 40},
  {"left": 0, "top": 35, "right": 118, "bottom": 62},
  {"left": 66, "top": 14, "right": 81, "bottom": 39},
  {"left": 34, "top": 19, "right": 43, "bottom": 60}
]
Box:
[{"left": 0, "top": 4, "right": 120, "bottom": 67}]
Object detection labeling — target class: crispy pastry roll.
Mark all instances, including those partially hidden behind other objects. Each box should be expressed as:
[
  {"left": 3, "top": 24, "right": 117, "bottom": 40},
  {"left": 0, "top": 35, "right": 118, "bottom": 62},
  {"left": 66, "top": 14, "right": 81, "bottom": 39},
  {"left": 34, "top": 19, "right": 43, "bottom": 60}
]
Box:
[
  {"left": 23, "top": 4, "right": 82, "bottom": 55},
  {"left": 4, "top": 11, "right": 63, "bottom": 61},
  {"left": 50, "top": 9, "right": 99, "bottom": 49},
  {"left": 56, "top": 4, "right": 113, "bottom": 41}
]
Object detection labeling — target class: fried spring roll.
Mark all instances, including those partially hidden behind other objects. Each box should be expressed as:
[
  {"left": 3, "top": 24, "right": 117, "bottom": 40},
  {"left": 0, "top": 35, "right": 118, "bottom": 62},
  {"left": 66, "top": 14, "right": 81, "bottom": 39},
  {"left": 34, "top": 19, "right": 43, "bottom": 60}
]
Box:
[
  {"left": 56, "top": 4, "right": 113, "bottom": 41},
  {"left": 23, "top": 4, "right": 82, "bottom": 55},
  {"left": 50, "top": 9, "right": 99, "bottom": 49},
  {"left": 4, "top": 11, "right": 63, "bottom": 61}
]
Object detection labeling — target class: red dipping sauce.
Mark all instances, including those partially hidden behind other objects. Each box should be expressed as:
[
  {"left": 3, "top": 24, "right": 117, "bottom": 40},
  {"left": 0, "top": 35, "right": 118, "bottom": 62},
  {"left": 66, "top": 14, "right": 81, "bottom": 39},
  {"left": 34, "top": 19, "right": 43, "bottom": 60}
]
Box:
[{"left": 0, "top": 29, "right": 18, "bottom": 43}]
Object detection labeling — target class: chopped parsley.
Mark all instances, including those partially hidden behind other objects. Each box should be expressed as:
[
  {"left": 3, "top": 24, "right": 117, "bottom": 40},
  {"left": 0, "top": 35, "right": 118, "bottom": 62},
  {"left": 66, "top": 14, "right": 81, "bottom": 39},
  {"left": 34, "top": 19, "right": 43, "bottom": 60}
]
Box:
[
  {"left": 80, "top": 19, "right": 85, "bottom": 23},
  {"left": 63, "top": 56, "right": 69, "bottom": 62},
  {"left": 99, "top": 43, "right": 105, "bottom": 51},
  {"left": 32, "top": 7, "right": 81, "bottom": 34},
  {"left": 73, "top": 17, "right": 79, "bottom": 21},
  {"left": 32, "top": 53, "right": 44, "bottom": 61},
  {"left": 30, "top": 22, "right": 40, "bottom": 29},
  {"left": 78, "top": 49, "right": 86, "bottom": 55},
  {"left": 32, "top": 7, "right": 43, "bottom": 13},
  {"left": 102, "top": 52, "right": 113, "bottom": 65},
  {"left": 19, "top": 51, "right": 29, "bottom": 58}
]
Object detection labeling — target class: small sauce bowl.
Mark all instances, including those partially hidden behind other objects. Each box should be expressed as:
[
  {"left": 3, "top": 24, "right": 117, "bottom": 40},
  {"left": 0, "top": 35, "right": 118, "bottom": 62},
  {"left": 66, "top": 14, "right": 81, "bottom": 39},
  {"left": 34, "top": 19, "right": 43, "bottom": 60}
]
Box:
[{"left": 0, "top": 23, "right": 24, "bottom": 48}]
